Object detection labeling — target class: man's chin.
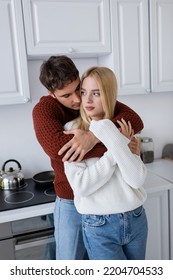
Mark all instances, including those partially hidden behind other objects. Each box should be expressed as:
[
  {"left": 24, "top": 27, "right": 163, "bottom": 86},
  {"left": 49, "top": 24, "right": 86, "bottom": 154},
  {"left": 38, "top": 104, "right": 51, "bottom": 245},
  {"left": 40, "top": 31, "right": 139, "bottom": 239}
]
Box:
[{"left": 72, "top": 106, "right": 80, "bottom": 110}]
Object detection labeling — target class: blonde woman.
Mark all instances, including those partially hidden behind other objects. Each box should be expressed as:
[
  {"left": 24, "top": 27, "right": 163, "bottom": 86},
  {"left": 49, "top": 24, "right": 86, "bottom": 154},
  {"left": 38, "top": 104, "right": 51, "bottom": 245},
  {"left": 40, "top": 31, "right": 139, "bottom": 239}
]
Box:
[{"left": 64, "top": 67, "right": 148, "bottom": 260}]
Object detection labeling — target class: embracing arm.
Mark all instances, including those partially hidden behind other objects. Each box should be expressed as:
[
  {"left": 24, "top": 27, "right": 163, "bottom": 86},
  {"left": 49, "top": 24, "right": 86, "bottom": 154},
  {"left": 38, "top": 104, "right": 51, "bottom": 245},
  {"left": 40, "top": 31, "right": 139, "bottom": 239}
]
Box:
[
  {"left": 113, "top": 101, "right": 143, "bottom": 134},
  {"left": 32, "top": 97, "right": 75, "bottom": 160},
  {"left": 59, "top": 101, "right": 143, "bottom": 161}
]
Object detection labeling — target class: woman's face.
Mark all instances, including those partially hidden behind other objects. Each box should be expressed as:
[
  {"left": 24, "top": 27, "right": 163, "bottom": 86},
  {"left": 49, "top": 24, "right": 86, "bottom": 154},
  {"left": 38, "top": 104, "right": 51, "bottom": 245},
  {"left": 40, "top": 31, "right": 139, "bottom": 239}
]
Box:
[{"left": 81, "top": 76, "right": 104, "bottom": 120}]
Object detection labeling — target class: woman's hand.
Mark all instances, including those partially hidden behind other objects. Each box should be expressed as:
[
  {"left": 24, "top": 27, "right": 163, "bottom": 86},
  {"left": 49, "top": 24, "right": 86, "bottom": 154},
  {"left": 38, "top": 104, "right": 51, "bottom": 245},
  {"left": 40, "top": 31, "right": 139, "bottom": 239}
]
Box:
[
  {"left": 128, "top": 136, "right": 141, "bottom": 156},
  {"left": 117, "top": 118, "right": 134, "bottom": 139}
]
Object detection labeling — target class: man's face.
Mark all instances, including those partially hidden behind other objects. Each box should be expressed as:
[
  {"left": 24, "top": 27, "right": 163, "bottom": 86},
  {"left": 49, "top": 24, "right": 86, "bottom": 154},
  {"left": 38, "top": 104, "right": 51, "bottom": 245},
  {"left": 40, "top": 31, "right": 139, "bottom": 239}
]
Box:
[{"left": 49, "top": 78, "right": 81, "bottom": 110}]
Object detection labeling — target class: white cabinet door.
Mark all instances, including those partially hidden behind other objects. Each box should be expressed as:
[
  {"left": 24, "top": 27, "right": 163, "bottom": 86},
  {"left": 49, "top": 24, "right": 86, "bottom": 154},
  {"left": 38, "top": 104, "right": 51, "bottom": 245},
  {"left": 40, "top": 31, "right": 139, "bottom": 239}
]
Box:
[
  {"left": 150, "top": 0, "right": 173, "bottom": 92},
  {"left": 111, "top": 0, "right": 150, "bottom": 95},
  {"left": 144, "top": 190, "right": 169, "bottom": 260},
  {"left": 99, "top": 0, "right": 173, "bottom": 95},
  {"left": 22, "top": 0, "right": 111, "bottom": 58},
  {"left": 169, "top": 189, "right": 173, "bottom": 259},
  {"left": 0, "top": 0, "right": 30, "bottom": 105}
]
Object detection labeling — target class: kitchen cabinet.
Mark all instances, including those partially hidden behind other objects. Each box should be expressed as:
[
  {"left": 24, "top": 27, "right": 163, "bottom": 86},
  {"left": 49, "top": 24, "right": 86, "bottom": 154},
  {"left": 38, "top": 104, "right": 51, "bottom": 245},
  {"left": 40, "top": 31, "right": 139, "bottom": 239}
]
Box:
[
  {"left": 147, "top": 159, "right": 173, "bottom": 260},
  {"left": 144, "top": 190, "right": 169, "bottom": 260},
  {"left": 22, "top": 0, "right": 111, "bottom": 58},
  {"left": 150, "top": 0, "right": 173, "bottom": 92},
  {"left": 143, "top": 170, "right": 172, "bottom": 260},
  {"left": 0, "top": 0, "right": 30, "bottom": 105},
  {"left": 169, "top": 189, "right": 173, "bottom": 260},
  {"left": 99, "top": 0, "right": 173, "bottom": 95}
]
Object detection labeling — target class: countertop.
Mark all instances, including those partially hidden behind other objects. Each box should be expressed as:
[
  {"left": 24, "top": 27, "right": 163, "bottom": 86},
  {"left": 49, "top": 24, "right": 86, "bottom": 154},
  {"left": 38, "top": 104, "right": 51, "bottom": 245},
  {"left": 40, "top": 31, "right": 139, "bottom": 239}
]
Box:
[
  {"left": 143, "top": 169, "right": 173, "bottom": 194},
  {"left": 0, "top": 159, "right": 173, "bottom": 224},
  {"left": 146, "top": 158, "right": 173, "bottom": 183},
  {"left": 0, "top": 202, "right": 55, "bottom": 224}
]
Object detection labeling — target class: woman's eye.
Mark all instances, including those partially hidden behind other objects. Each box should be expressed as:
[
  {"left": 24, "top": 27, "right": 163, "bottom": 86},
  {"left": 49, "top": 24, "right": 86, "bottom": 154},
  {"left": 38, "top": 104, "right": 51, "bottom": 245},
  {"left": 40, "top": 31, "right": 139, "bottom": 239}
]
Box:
[
  {"left": 81, "top": 91, "right": 86, "bottom": 96},
  {"left": 93, "top": 91, "right": 100, "bottom": 96}
]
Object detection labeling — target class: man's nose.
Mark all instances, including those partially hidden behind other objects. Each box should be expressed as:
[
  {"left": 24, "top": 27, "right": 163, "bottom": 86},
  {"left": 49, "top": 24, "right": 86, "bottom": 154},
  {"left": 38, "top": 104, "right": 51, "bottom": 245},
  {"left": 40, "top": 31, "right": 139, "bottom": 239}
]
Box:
[{"left": 73, "top": 92, "right": 81, "bottom": 102}]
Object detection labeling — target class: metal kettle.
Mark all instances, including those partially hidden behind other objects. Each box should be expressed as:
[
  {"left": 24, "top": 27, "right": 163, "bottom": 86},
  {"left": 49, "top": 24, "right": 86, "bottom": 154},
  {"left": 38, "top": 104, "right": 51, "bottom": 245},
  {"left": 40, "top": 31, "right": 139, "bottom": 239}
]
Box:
[{"left": 0, "top": 159, "right": 25, "bottom": 190}]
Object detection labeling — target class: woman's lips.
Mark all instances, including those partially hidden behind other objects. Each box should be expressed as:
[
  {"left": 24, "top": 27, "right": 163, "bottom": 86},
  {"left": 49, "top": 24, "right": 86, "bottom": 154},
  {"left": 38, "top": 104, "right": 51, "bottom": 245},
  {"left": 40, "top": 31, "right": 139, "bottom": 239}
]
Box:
[{"left": 85, "top": 106, "right": 94, "bottom": 111}]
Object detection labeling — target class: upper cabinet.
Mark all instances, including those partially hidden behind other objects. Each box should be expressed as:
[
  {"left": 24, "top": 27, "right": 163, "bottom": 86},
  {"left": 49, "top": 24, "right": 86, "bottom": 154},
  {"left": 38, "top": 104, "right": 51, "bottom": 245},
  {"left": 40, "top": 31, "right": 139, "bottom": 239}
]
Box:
[
  {"left": 0, "top": 0, "right": 30, "bottom": 105},
  {"left": 22, "top": 0, "right": 111, "bottom": 58},
  {"left": 99, "top": 0, "right": 173, "bottom": 95},
  {"left": 150, "top": 0, "right": 173, "bottom": 92}
]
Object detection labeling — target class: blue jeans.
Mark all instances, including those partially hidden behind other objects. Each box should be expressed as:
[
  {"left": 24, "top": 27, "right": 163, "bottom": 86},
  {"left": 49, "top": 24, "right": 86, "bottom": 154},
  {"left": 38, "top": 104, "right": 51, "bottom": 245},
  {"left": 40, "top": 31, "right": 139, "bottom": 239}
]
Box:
[
  {"left": 82, "top": 206, "right": 148, "bottom": 260},
  {"left": 54, "top": 197, "right": 87, "bottom": 260}
]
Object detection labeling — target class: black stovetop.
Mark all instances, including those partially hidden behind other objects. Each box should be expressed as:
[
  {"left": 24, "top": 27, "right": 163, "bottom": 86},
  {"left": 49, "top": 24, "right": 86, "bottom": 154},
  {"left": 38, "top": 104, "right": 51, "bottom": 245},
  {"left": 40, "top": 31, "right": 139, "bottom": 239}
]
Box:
[{"left": 0, "top": 179, "right": 56, "bottom": 212}]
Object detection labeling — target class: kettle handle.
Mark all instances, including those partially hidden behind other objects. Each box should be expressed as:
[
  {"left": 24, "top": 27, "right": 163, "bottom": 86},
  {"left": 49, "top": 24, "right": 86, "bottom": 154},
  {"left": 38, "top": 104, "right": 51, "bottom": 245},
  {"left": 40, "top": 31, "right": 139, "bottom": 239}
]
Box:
[{"left": 2, "top": 159, "right": 22, "bottom": 171}]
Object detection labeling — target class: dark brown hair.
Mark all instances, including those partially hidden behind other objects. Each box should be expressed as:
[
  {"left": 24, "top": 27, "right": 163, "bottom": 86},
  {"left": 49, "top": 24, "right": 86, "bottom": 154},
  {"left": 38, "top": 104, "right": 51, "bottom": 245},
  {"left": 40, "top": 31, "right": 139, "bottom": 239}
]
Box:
[{"left": 39, "top": 55, "right": 79, "bottom": 92}]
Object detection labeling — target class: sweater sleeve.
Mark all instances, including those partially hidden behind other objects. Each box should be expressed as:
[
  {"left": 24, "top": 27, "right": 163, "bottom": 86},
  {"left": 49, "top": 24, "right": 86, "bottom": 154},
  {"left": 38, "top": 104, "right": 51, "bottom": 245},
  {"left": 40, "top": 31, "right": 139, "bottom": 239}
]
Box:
[
  {"left": 113, "top": 101, "right": 144, "bottom": 134},
  {"left": 32, "top": 97, "right": 76, "bottom": 160},
  {"left": 89, "top": 119, "right": 147, "bottom": 188}
]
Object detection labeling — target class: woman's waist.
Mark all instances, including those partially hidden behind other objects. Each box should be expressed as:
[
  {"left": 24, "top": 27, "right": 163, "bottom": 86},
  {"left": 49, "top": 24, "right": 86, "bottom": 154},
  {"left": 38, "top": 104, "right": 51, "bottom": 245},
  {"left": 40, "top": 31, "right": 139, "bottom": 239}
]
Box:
[{"left": 74, "top": 187, "right": 147, "bottom": 215}]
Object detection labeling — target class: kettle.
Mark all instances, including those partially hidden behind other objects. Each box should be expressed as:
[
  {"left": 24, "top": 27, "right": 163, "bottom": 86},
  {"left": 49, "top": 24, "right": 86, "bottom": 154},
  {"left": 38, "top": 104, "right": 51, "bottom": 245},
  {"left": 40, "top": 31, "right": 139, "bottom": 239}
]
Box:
[{"left": 0, "top": 159, "right": 25, "bottom": 190}]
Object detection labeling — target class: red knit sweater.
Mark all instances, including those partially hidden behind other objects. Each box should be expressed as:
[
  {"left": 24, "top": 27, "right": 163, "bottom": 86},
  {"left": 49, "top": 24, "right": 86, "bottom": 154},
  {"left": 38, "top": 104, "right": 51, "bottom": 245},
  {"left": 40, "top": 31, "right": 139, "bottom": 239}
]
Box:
[{"left": 32, "top": 95, "right": 143, "bottom": 199}]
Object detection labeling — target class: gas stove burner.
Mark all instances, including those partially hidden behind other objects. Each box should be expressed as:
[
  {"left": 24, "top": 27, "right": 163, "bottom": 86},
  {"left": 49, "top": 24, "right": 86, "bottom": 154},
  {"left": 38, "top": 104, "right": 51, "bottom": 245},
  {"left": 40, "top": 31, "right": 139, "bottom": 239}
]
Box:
[
  {"left": 44, "top": 187, "right": 56, "bottom": 197},
  {"left": 4, "top": 191, "right": 34, "bottom": 205}
]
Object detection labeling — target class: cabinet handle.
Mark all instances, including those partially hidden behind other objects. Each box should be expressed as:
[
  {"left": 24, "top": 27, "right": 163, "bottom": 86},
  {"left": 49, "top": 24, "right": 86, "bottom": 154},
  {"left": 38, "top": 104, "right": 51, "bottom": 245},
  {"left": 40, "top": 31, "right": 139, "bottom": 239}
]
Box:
[
  {"left": 146, "top": 88, "right": 151, "bottom": 93},
  {"left": 68, "top": 47, "right": 74, "bottom": 53},
  {"left": 23, "top": 98, "right": 30, "bottom": 103},
  {"left": 15, "top": 237, "right": 55, "bottom": 250}
]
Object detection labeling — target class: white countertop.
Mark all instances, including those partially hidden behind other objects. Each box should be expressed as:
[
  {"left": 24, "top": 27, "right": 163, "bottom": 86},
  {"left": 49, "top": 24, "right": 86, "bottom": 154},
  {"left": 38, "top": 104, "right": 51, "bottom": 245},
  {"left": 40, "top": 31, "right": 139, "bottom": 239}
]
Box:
[
  {"left": 1, "top": 159, "right": 173, "bottom": 224},
  {"left": 143, "top": 170, "right": 173, "bottom": 193},
  {"left": 0, "top": 202, "right": 55, "bottom": 224},
  {"left": 146, "top": 158, "right": 173, "bottom": 183}
]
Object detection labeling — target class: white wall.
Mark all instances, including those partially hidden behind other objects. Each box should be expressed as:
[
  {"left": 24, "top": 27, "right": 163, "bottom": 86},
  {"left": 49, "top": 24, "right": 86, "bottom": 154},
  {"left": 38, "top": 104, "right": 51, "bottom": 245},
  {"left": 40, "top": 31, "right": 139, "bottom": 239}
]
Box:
[
  {"left": 118, "top": 92, "right": 173, "bottom": 159},
  {"left": 0, "top": 58, "right": 173, "bottom": 178}
]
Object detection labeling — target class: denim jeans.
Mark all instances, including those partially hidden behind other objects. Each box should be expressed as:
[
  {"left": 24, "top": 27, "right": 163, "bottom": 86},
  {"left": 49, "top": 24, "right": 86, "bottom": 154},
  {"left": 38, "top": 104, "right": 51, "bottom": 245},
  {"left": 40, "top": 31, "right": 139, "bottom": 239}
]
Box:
[
  {"left": 82, "top": 206, "right": 148, "bottom": 260},
  {"left": 54, "top": 197, "right": 87, "bottom": 260}
]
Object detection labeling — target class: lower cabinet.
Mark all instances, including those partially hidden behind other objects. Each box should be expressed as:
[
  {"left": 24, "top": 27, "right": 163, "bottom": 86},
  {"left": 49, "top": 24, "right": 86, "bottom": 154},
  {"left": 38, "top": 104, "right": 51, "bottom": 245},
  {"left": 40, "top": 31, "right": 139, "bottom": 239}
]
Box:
[
  {"left": 144, "top": 190, "right": 169, "bottom": 260},
  {"left": 169, "top": 189, "right": 173, "bottom": 260}
]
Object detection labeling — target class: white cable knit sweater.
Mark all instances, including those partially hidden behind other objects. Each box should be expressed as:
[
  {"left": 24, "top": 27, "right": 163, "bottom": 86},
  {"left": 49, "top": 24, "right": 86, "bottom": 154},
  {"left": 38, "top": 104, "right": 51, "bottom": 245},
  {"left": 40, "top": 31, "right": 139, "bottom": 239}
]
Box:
[{"left": 64, "top": 119, "right": 147, "bottom": 215}]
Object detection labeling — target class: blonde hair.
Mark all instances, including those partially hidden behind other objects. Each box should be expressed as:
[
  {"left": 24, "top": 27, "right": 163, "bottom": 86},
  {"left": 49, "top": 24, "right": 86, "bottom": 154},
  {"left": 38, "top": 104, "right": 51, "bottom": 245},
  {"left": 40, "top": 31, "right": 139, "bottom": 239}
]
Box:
[{"left": 77, "top": 66, "right": 118, "bottom": 130}]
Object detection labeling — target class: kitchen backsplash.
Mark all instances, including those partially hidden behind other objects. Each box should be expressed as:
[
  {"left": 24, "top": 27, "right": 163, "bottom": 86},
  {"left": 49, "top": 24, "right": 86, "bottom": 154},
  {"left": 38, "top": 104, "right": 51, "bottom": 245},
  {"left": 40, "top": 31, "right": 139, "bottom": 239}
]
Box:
[{"left": 0, "top": 58, "right": 173, "bottom": 178}]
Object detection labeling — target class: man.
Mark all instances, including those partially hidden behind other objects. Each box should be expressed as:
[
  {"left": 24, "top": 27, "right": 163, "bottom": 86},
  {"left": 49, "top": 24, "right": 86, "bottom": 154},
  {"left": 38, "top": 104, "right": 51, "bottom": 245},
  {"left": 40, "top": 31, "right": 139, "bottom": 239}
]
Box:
[{"left": 32, "top": 55, "right": 143, "bottom": 260}]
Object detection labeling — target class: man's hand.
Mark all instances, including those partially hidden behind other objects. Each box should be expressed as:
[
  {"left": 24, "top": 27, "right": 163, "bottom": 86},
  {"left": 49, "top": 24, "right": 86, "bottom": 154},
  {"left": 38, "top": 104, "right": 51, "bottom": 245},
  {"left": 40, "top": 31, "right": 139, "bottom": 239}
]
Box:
[
  {"left": 128, "top": 136, "right": 141, "bottom": 156},
  {"left": 117, "top": 118, "right": 140, "bottom": 155},
  {"left": 58, "top": 129, "right": 99, "bottom": 162}
]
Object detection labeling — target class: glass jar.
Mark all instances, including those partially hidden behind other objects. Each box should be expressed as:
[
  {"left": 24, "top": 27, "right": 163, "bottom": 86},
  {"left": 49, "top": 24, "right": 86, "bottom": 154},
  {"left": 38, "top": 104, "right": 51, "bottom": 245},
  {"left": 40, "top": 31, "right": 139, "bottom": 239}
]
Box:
[{"left": 140, "top": 137, "right": 154, "bottom": 163}]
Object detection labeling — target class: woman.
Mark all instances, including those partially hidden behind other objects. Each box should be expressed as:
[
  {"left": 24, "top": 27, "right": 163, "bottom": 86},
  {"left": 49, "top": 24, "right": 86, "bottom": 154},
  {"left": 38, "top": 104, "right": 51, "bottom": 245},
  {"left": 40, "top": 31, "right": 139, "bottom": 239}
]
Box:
[{"left": 64, "top": 66, "right": 148, "bottom": 260}]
